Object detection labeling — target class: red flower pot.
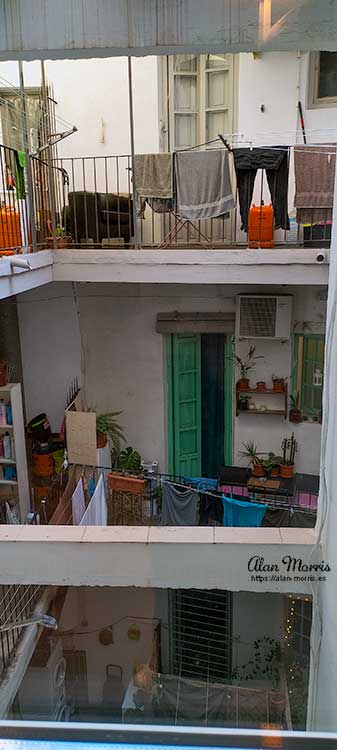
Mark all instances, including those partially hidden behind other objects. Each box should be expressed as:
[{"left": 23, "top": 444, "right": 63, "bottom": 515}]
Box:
[
  {"left": 238, "top": 378, "right": 250, "bottom": 391},
  {"left": 270, "top": 467, "right": 279, "bottom": 477},
  {"left": 96, "top": 432, "right": 108, "bottom": 449},
  {"left": 108, "top": 472, "right": 146, "bottom": 494},
  {"left": 272, "top": 380, "right": 285, "bottom": 393},
  {"left": 252, "top": 463, "right": 265, "bottom": 477},
  {"left": 279, "top": 464, "right": 294, "bottom": 479},
  {"left": 289, "top": 409, "right": 302, "bottom": 423},
  {"left": 256, "top": 381, "right": 266, "bottom": 392}
]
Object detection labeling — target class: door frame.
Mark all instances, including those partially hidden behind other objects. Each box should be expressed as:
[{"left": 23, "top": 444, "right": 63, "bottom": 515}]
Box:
[{"left": 166, "top": 333, "right": 233, "bottom": 475}]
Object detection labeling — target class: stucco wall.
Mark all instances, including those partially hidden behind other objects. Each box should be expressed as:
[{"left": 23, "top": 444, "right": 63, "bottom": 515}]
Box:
[{"left": 17, "top": 281, "right": 326, "bottom": 476}]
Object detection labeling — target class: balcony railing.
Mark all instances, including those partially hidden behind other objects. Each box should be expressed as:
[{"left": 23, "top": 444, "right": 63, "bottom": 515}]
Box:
[{"left": 0, "top": 584, "right": 41, "bottom": 677}]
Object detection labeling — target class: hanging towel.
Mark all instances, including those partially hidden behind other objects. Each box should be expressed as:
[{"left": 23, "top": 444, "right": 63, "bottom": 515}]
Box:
[
  {"left": 80, "top": 474, "right": 107, "bottom": 526},
  {"left": 262, "top": 507, "right": 291, "bottom": 527},
  {"left": 175, "top": 149, "right": 235, "bottom": 220},
  {"left": 289, "top": 509, "right": 316, "bottom": 528},
  {"left": 134, "top": 153, "right": 173, "bottom": 199},
  {"left": 161, "top": 482, "right": 199, "bottom": 526},
  {"left": 233, "top": 146, "right": 290, "bottom": 232},
  {"left": 71, "top": 476, "right": 86, "bottom": 525},
  {"left": 222, "top": 494, "right": 267, "bottom": 527},
  {"left": 15, "top": 150, "right": 26, "bottom": 199},
  {"left": 294, "top": 144, "right": 336, "bottom": 224}
]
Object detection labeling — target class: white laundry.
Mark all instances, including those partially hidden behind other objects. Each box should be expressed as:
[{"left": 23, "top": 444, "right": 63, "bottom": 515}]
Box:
[
  {"left": 71, "top": 477, "right": 86, "bottom": 525},
  {"left": 80, "top": 474, "right": 107, "bottom": 526}
]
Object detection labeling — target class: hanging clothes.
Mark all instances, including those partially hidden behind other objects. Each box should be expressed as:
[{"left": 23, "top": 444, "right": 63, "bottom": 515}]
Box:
[
  {"left": 71, "top": 476, "right": 86, "bottom": 525},
  {"left": 262, "top": 507, "right": 291, "bottom": 527},
  {"left": 134, "top": 153, "right": 173, "bottom": 199},
  {"left": 289, "top": 509, "right": 316, "bottom": 528},
  {"left": 233, "top": 147, "right": 290, "bottom": 232},
  {"left": 161, "top": 482, "right": 199, "bottom": 526},
  {"left": 184, "top": 476, "right": 218, "bottom": 492},
  {"left": 175, "top": 149, "right": 235, "bottom": 220},
  {"left": 222, "top": 494, "right": 267, "bottom": 527},
  {"left": 294, "top": 144, "right": 336, "bottom": 224},
  {"left": 79, "top": 474, "right": 107, "bottom": 526},
  {"left": 199, "top": 492, "right": 224, "bottom": 526},
  {"left": 15, "top": 150, "right": 26, "bottom": 199},
  {"left": 145, "top": 197, "right": 173, "bottom": 214}
]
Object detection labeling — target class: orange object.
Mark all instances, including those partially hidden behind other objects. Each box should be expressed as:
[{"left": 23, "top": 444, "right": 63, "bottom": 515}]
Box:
[
  {"left": 248, "top": 203, "right": 274, "bottom": 248},
  {"left": 108, "top": 472, "right": 146, "bottom": 494},
  {"left": 33, "top": 452, "right": 55, "bottom": 478},
  {"left": 0, "top": 207, "right": 22, "bottom": 251}
]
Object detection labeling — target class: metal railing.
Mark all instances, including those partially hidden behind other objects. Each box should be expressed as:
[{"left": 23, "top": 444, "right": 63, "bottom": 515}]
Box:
[
  {"left": 0, "top": 143, "right": 68, "bottom": 253},
  {"left": 0, "top": 584, "right": 41, "bottom": 676}
]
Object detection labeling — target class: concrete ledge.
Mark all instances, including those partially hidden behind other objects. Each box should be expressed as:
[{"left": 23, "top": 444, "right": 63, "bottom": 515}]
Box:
[
  {"left": 52, "top": 248, "right": 329, "bottom": 285},
  {"left": 0, "top": 526, "right": 317, "bottom": 593},
  {"left": 0, "top": 251, "right": 53, "bottom": 299}
]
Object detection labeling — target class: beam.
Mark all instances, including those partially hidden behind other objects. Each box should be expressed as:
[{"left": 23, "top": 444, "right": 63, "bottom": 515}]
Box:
[{"left": 0, "top": 525, "right": 317, "bottom": 594}]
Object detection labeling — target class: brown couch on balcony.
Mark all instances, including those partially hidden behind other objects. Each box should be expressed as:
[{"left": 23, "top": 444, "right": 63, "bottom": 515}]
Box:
[{"left": 65, "top": 191, "right": 133, "bottom": 246}]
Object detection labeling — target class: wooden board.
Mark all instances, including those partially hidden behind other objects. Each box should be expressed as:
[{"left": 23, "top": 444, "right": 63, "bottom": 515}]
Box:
[
  {"left": 65, "top": 411, "right": 97, "bottom": 467},
  {"left": 248, "top": 478, "right": 280, "bottom": 490}
]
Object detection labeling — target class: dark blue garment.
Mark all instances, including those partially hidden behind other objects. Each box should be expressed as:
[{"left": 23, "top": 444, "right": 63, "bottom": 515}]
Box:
[{"left": 222, "top": 494, "right": 267, "bottom": 527}]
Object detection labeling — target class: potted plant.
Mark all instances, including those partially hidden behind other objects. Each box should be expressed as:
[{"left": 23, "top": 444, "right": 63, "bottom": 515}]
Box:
[
  {"left": 272, "top": 375, "right": 287, "bottom": 393},
  {"left": 279, "top": 433, "right": 297, "bottom": 478},
  {"left": 47, "top": 221, "right": 72, "bottom": 249},
  {"left": 108, "top": 446, "right": 146, "bottom": 493},
  {"left": 256, "top": 380, "right": 266, "bottom": 392},
  {"left": 229, "top": 345, "right": 263, "bottom": 390},
  {"left": 96, "top": 411, "right": 126, "bottom": 452},
  {"left": 289, "top": 393, "right": 302, "bottom": 423},
  {"left": 262, "top": 452, "right": 282, "bottom": 477},
  {"left": 239, "top": 440, "right": 265, "bottom": 477}
]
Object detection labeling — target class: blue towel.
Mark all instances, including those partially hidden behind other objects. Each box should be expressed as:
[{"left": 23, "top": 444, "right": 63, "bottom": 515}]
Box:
[
  {"left": 185, "top": 476, "right": 218, "bottom": 492},
  {"left": 222, "top": 494, "right": 267, "bottom": 527}
]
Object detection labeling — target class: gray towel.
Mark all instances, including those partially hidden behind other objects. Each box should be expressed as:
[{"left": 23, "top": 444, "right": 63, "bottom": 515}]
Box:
[
  {"left": 294, "top": 144, "right": 336, "bottom": 224},
  {"left": 134, "top": 153, "right": 173, "bottom": 198},
  {"left": 175, "top": 150, "right": 235, "bottom": 220},
  {"left": 161, "top": 482, "right": 199, "bottom": 526}
]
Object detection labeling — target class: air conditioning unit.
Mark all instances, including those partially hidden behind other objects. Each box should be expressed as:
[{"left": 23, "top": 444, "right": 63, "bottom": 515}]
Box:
[{"left": 236, "top": 294, "right": 293, "bottom": 340}]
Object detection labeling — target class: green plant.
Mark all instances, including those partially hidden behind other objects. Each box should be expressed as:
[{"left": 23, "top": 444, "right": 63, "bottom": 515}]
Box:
[
  {"left": 261, "top": 452, "right": 283, "bottom": 473},
  {"left": 281, "top": 433, "right": 298, "bottom": 465},
  {"left": 232, "top": 636, "right": 282, "bottom": 688},
  {"left": 239, "top": 440, "right": 264, "bottom": 467},
  {"left": 96, "top": 411, "right": 126, "bottom": 455},
  {"left": 117, "top": 446, "right": 142, "bottom": 474},
  {"left": 272, "top": 374, "right": 287, "bottom": 384},
  {"left": 290, "top": 393, "right": 301, "bottom": 411},
  {"left": 229, "top": 344, "right": 263, "bottom": 379}
]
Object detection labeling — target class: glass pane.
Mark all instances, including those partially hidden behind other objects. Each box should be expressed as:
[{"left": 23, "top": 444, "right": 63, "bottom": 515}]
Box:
[
  {"left": 175, "top": 114, "right": 197, "bottom": 149},
  {"left": 318, "top": 51, "right": 337, "bottom": 98},
  {"left": 206, "top": 110, "right": 228, "bottom": 141},
  {"left": 206, "top": 69, "right": 228, "bottom": 108},
  {"left": 207, "top": 53, "right": 228, "bottom": 69},
  {"left": 175, "top": 54, "right": 198, "bottom": 72},
  {"left": 174, "top": 75, "right": 197, "bottom": 111}
]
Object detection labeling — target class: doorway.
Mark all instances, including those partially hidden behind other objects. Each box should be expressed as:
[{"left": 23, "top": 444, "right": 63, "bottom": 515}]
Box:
[{"left": 167, "top": 333, "right": 233, "bottom": 477}]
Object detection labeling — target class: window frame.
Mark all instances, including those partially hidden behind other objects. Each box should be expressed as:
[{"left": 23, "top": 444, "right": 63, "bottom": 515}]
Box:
[
  {"left": 307, "top": 51, "right": 337, "bottom": 109},
  {"left": 292, "top": 333, "right": 325, "bottom": 422}
]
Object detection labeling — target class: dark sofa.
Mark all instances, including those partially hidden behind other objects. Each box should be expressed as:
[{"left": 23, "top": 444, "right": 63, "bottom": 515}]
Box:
[{"left": 65, "top": 191, "right": 133, "bottom": 246}]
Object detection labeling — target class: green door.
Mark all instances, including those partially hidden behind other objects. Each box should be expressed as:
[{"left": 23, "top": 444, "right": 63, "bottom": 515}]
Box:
[{"left": 168, "top": 334, "right": 202, "bottom": 477}]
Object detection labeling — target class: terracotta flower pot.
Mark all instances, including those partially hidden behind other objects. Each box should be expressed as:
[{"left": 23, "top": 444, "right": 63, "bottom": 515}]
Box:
[
  {"left": 279, "top": 464, "right": 294, "bottom": 479},
  {"left": 96, "top": 431, "right": 108, "bottom": 449},
  {"left": 289, "top": 409, "right": 302, "bottom": 423},
  {"left": 272, "top": 380, "right": 285, "bottom": 393},
  {"left": 252, "top": 463, "right": 265, "bottom": 477},
  {"left": 270, "top": 467, "right": 279, "bottom": 477},
  {"left": 256, "top": 381, "right": 266, "bottom": 392},
  {"left": 238, "top": 378, "right": 250, "bottom": 391},
  {"left": 108, "top": 472, "right": 146, "bottom": 494}
]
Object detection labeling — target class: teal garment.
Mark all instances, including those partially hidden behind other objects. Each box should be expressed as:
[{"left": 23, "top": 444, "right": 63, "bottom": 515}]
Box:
[
  {"left": 185, "top": 476, "right": 218, "bottom": 492},
  {"left": 222, "top": 494, "right": 267, "bottom": 527}
]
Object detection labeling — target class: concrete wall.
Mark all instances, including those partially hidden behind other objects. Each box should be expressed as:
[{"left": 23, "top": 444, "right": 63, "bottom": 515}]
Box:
[{"left": 17, "top": 281, "right": 326, "bottom": 475}]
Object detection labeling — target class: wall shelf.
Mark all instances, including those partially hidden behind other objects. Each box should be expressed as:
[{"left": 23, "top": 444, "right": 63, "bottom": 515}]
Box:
[
  {"left": 0, "top": 457, "right": 16, "bottom": 465},
  {"left": 236, "top": 383, "right": 288, "bottom": 419},
  {"left": 0, "top": 384, "right": 30, "bottom": 520}
]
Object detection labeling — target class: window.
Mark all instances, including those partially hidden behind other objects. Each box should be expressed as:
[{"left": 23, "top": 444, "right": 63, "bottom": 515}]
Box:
[
  {"left": 160, "top": 54, "right": 236, "bottom": 151},
  {"left": 308, "top": 52, "right": 337, "bottom": 107},
  {"left": 0, "top": 87, "right": 43, "bottom": 153},
  {"left": 293, "top": 334, "right": 325, "bottom": 421},
  {"left": 288, "top": 597, "right": 312, "bottom": 659}
]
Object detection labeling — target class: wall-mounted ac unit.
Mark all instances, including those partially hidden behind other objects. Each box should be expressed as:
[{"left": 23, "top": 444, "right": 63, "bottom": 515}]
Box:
[{"left": 236, "top": 294, "right": 293, "bottom": 340}]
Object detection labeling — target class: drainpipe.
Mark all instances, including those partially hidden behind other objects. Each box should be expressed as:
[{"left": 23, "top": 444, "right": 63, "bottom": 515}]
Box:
[
  {"left": 127, "top": 56, "right": 140, "bottom": 249},
  {"left": 0, "top": 586, "right": 56, "bottom": 718}
]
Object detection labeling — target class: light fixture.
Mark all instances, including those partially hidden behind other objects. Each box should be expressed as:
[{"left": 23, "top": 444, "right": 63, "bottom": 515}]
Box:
[{"left": 0, "top": 613, "right": 58, "bottom": 633}]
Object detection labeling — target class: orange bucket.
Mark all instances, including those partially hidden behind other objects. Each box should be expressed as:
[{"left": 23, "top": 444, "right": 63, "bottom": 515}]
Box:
[{"left": 33, "top": 452, "right": 55, "bottom": 478}]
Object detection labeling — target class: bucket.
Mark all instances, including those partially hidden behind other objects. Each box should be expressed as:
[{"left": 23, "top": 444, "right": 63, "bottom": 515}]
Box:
[
  {"left": 33, "top": 452, "right": 55, "bottom": 477},
  {"left": 27, "top": 413, "right": 51, "bottom": 442}
]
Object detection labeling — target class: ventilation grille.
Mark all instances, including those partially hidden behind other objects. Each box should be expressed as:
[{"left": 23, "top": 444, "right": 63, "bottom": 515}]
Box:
[{"left": 239, "top": 297, "right": 277, "bottom": 338}]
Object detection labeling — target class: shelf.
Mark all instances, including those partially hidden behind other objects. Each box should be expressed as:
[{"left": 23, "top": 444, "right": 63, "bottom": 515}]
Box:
[
  {"left": 238, "top": 409, "right": 287, "bottom": 417},
  {"left": 237, "top": 388, "right": 286, "bottom": 395},
  {"left": 0, "top": 479, "right": 18, "bottom": 485},
  {"left": 0, "top": 457, "right": 16, "bottom": 464},
  {"left": 0, "top": 425, "right": 13, "bottom": 431}
]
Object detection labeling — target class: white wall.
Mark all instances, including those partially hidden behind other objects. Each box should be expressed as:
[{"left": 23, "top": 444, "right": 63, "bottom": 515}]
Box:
[{"left": 17, "top": 281, "right": 326, "bottom": 475}]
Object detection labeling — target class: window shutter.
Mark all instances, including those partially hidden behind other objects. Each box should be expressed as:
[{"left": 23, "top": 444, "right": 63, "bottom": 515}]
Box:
[{"left": 172, "top": 334, "right": 201, "bottom": 477}]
